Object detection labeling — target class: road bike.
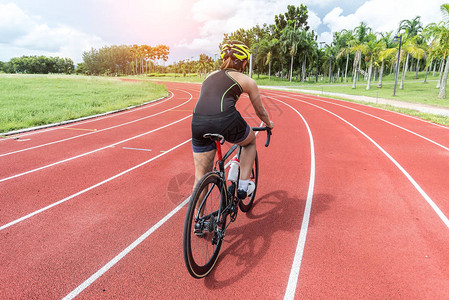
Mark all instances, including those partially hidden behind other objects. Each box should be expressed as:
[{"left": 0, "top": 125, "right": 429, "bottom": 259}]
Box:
[{"left": 183, "top": 127, "right": 272, "bottom": 278}]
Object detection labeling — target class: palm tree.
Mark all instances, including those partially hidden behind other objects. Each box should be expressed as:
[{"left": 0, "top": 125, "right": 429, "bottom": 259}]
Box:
[
  {"left": 322, "top": 45, "right": 336, "bottom": 83},
  {"left": 398, "top": 16, "right": 424, "bottom": 38},
  {"left": 364, "top": 35, "right": 386, "bottom": 90},
  {"left": 399, "top": 36, "right": 426, "bottom": 89},
  {"left": 299, "top": 31, "right": 317, "bottom": 82},
  {"left": 349, "top": 41, "right": 368, "bottom": 88},
  {"left": 130, "top": 45, "right": 140, "bottom": 75},
  {"left": 349, "top": 22, "right": 372, "bottom": 88},
  {"left": 413, "top": 39, "right": 427, "bottom": 79},
  {"left": 397, "top": 16, "right": 425, "bottom": 86},
  {"left": 398, "top": 37, "right": 411, "bottom": 89},
  {"left": 253, "top": 38, "right": 271, "bottom": 79},
  {"left": 354, "top": 22, "right": 372, "bottom": 43},
  {"left": 335, "top": 29, "right": 354, "bottom": 83},
  {"left": 265, "top": 38, "right": 280, "bottom": 80},
  {"left": 337, "top": 46, "right": 351, "bottom": 83},
  {"left": 280, "top": 22, "right": 304, "bottom": 82},
  {"left": 376, "top": 31, "right": 397, "bottom": 87},
  {"left": 424, "top": 4, "right": 449, "bottom": 98},
  {"left": 377, "top": 47, "right": 397, "bottom": 88},
  {"left": 424, "top": 37, "right": 442, "bottom": 83}
]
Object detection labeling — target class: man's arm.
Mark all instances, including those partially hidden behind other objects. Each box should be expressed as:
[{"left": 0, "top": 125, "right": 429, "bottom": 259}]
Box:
[{"left": 240, "top": 75, "right": 273, "bottom": 128}]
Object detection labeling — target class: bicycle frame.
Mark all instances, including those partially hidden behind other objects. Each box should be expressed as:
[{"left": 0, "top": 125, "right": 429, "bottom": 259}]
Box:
[
  {"left": 183, "top": 126, "right": 271, "bottom": 278},
  {"left": 200, "top": 126, "right": 271, "bottom": 227},
  {"left": 212, "top": 140, "right": 240, "bottom": 221}
]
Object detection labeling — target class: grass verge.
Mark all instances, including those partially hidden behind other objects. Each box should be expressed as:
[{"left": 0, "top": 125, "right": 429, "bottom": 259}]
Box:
[
  {"left": 295, "top": 91, "right": 449, "bottom": 126},
  {"left": 0, "top": 74, "right": 168, "bottom": 134},
  {"left": 148, "top": 71, "right": 449, "bottom": 126}
]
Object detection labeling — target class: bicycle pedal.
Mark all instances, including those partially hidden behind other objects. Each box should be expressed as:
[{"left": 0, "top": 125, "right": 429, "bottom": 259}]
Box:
[{"left": 194, "top": 223, "right": 205, "bottom": 237}]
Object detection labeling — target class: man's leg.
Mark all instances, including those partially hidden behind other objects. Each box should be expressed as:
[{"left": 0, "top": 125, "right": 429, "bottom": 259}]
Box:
[
  {"left": 192, "top": 150, "right": 216, "bottom": 215},
  {"left": 237, "top": 129, "right": 256, "bottom": 181},
  {"left": 193, "top": 149, "right": 216, "bottom": 188}
]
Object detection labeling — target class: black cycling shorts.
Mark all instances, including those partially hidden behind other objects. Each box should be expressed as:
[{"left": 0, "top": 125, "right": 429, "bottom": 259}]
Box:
[{"left": 191, "top": 108, "right": 250, "bottom": 153}]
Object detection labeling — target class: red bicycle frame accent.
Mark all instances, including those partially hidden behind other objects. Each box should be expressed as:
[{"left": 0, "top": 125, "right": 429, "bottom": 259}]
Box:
[{"left": 215, "top": 140, "right": 223, "bottom": 161}]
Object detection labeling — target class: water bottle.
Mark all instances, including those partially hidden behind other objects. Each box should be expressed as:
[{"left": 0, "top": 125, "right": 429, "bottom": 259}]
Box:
[{"left": 227, "top": 157, "right": 240, "bottom": 182}]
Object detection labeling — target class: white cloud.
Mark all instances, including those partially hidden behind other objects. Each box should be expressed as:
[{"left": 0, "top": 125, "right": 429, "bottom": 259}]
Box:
[
  {"left": 308, "top": 0, "right": 338, "bottom": 8},
  {"left": 322, "top": 0, "right": 445, "bottom": 36},
  {"left": 0, "top": 3, "right": 105, "bottom": 62},
  {"left": 307, "top": 10, "right": 322, "bottom": 32},
  {"left": 0, "top": 3, "right": 37, "bottom": 43},
  {"left": 179, "top": 0, "right": 318, "bottom": 53},
  {"left": 318, "top": 32, "right": 334, "bottom": 45},
  {"left": 323, "top": 7, "right": 359, "bottom": 33}
]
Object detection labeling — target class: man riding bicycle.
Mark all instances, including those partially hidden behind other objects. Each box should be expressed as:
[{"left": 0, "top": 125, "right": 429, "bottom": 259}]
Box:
[{"left": 191, "top": 41, "right": 274, "bottom": 199}]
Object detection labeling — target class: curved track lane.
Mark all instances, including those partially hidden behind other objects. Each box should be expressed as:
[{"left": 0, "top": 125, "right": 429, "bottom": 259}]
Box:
[{"left": 1, "top": 82, "right": 448, "bottom": 299}]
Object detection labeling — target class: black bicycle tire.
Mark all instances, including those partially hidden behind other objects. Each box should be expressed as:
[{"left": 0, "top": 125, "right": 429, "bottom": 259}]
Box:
[
  {"left": 183, "top": 172, "right": 227, "bottom": 278},
  {"left": 239, "top": 151, "right": 258, "bottom": 212}
]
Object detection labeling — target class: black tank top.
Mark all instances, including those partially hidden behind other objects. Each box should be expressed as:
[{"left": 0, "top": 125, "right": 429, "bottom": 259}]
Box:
[{"left": 193, "top": 70, "right": 243, "bottom": 115}]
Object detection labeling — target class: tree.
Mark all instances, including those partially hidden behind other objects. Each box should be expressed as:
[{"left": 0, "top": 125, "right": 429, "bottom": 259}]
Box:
[
  {"left": 349, "top": 22, "right": 372, "bottom": 88},
  {"left": 399, "top": 16, "right": 424, "bottom": 38},
  {"left": 222, "top": 28, "right": 254, "bottom": 48},
  {"left": 377, "top": 46, "right": 397, "bottom": 88},
  {"left": 335, "top": 29, "right": 355, "bottom": 83},
  {"left": 364, "top": 35, "right": 386, "bottom": 90},
  {"left": 399, "top": 36, "right": 426, "bottom": 89},
  {"left": 300, "top": 31, "right": 317, "bottom": 82},
  {"left": 280, "top": 23, "right": 305, "bottom": 81},
  {"left": 397, "top": 16, "right": 426, "bottom": 86},
  {"left": 265, "top": 38, "right": 280, "bottom": 80},
  {"left": 424, "top": 4, "right": 449, "bottom": 98},
  {"left": 3, "top": 56, "right": 74, "bottom": 74},
  {"left": 75, "top": 62, "right": 87, "bottom": 75},
  {"left": 275, "top": 4, "right": 310, "bottom": 33}
]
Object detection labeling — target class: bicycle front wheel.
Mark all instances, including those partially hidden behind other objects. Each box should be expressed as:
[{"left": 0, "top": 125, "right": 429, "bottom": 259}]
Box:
[
  {"left": 183, "top": 172, "right": 227, "bottom": 278},
  {"left": 239, "top": 151, "right": 259, "bottom": 212}
]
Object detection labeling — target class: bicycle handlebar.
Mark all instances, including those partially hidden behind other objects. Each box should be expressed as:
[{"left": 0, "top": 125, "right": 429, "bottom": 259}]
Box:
[{"left": 251, "top": 126, "right": 272, "bottom": 147}]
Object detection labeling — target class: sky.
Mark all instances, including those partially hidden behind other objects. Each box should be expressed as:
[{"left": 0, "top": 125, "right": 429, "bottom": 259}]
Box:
[{"left": 0, "top": 0, "right": 447, "bottom": 65}]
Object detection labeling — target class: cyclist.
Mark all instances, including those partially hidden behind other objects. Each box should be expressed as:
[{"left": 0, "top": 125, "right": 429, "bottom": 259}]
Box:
[{"left": 191, "top": 40, "right": 274, "bottom": 199}]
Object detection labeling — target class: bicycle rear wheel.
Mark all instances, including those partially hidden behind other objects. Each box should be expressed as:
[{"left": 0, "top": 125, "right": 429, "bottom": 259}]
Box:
[
  {"left": 183, "top": 172, "right": 227, "bottom": 278},
  {"left": 239, "top": 151, "right": 258, "bottom": 212}
]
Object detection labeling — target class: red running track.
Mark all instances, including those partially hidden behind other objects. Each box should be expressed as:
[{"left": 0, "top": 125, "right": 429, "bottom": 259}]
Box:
[{"left": 1, "top": 81, "right": 448, "bottom": 299}]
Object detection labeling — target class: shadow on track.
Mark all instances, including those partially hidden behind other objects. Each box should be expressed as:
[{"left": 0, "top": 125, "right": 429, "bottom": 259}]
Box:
[{"left": 203, "top": 190, "right": 333, "bottom": 289}]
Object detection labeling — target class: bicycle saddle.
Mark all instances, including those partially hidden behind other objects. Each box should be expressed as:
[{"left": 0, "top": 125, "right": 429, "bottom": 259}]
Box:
[{"left": 203, "top": 133, "right": 225, "bottom": 144}]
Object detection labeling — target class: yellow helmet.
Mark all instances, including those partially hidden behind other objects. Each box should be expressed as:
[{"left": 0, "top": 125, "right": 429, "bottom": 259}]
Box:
[{"left": 220, "top": 41, "right": 251, "bottom": 61}]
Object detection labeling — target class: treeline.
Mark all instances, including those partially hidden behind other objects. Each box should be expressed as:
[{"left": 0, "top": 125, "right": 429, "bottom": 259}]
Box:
[
  {"left": 0, "top": 56, "right": 74, "bottom": 74},
  {"left": 78, "top": 44, "right": 170, "bottom": 76},
  {"left": 166, "top": 54, "right": 216, "bottom": 78},
  {"left": 202, "top": 3, "right": 449, "bottom": 99}
]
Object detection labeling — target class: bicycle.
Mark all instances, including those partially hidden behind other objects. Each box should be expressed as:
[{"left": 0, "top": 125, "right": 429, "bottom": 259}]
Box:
[{"left": 183, "top": 127, "right": 272, "bottom": 278}]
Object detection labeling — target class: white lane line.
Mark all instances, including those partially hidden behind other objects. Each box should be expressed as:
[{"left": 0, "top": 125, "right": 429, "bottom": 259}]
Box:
[
  {"left": 0, "top": 115, "right": 192, "bottom": 183},
  {"left": 62, "top": 121, "right": 266, "bottom": 299},
  {"left": 0, "top": 90, "right": 190, "bottom": 158},
  {"left": 122, "top": 147, "right": 152, "bottom": 152},
  {"left": 274, "top": 94, "right": 449, "bottom": 230},
  {"left": 0, "top": 139, "right": 191, "bottom": 231},
  {"left": 63, "top": 196, "right": 190, "bottom": 300},
  {"left": 268, "top": 91, "right": 449, "bottom": 152},
  {"left": 261, "top": 98, "right": 315, "bottom": 300}
]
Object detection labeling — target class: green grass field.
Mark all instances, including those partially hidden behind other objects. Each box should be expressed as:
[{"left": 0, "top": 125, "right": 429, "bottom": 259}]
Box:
[
  {"left": 0, "top": 74, "right": 168, "bottom": 134},
  {"left": 1, "top": 71, "right": 447, "bottom": 135},
  {"left": 150, "top": 71, "right": 449, "bottom": 107}
]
